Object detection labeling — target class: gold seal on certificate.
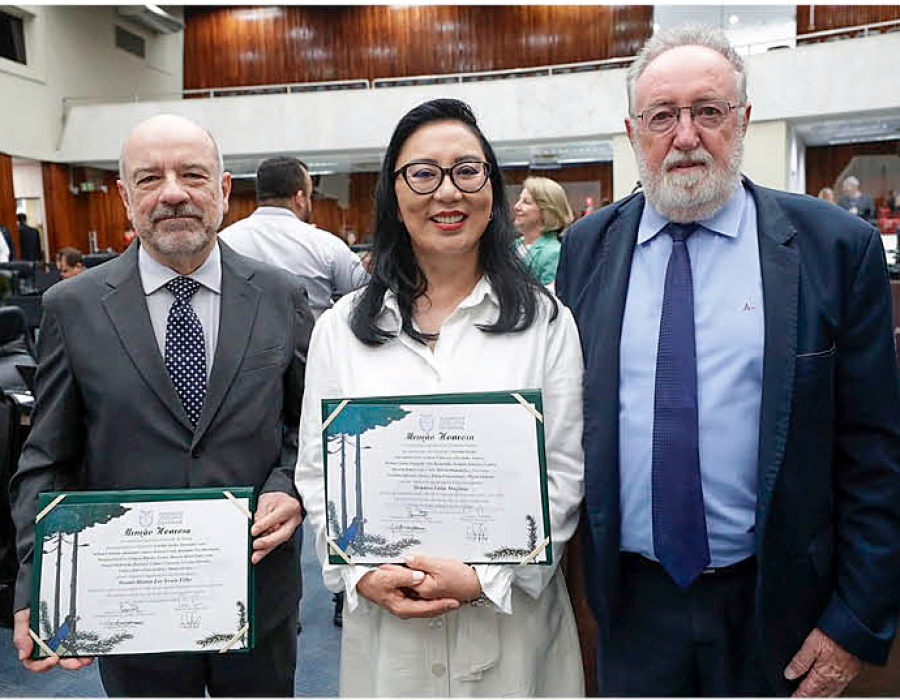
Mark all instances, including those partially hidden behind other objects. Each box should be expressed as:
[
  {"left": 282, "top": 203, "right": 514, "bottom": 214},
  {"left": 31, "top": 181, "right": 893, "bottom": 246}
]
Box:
[
  {"left": 321, "top": 390, "right": 552, "bottom": 566},
  {"left": 29, "top": 487, "right": 254, "bottom": 659}
]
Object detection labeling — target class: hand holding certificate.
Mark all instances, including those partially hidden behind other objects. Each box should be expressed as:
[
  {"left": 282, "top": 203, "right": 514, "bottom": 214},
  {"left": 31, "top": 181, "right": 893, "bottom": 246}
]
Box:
[
  {"left": 321, "top": 390, "right": 552, "bottom": 566},
  {"left": 28, "top": 488, "right": 255, "bottom": 659}
]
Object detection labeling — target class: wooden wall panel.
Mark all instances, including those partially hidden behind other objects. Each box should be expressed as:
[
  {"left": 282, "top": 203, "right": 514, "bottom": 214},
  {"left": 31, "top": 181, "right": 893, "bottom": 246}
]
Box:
[
  {"left": 183, "top": 6, "right": 653, "bottom": 89},
  {"left": 0, "top": 153, "right": 18, "bottom": 255},
  {"left": 805, "top": 140, "right": 899, "bottom": 200},
  {"left": 797, "top": 5, "right": 900, "bottom": 37},
  {"left": 41, "top": 164, "right": 136, "bottom": 257}
]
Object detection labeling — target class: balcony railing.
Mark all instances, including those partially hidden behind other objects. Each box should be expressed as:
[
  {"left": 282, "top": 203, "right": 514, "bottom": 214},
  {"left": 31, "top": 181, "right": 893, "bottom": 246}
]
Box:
[{"left": 61, "top": 18, "right": 900, "bottom": 110}]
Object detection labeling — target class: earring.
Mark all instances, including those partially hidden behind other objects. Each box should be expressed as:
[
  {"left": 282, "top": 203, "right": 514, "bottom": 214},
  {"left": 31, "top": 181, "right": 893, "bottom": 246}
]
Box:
[{"left": 488, "top": 212, "right": 494, "bottom": 221}]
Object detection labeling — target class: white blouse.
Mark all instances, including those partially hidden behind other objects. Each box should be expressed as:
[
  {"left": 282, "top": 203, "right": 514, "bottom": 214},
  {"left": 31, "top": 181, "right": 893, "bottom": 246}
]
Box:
[{"left": 295, "top": 277, "right": 585, "bottom": 696}]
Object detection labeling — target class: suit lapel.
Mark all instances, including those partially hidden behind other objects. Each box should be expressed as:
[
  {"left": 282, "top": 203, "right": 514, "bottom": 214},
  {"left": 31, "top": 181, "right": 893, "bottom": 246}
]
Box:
[
  {"left": 101, "top": 243, "right": 194, "bottom": 432},
  {"left": 192, "top": 245, "right": 261, "bottom": 447},
  {"left": 747, "top": 180, "right": 799, "bottom": 549},
  {"left": 582, "top": 196, "right": 642, "bottom": 506}
]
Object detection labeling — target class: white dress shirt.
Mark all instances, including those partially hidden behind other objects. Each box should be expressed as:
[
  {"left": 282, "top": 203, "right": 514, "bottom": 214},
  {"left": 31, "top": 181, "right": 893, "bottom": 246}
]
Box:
[
  {"left": 138, "top": 243, "right": 221, "bottom": 380},
  {"left": 0, "top": 230, "right": 9, "bottom": 262},
  {"left": 295, "top": 277, "right": 585, "bottom": 696},
  {"left": 219, "top": 206, "right": 368, "bottom": 319}
]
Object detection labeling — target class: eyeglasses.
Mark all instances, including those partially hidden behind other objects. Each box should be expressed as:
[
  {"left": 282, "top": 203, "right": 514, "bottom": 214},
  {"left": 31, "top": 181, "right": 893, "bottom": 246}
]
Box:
[
  {"left": 394, "top": 161, "right": 491, "bottom": 195},
  {"left": 636, "top": 100, "right": 739, "bottom": 134}
]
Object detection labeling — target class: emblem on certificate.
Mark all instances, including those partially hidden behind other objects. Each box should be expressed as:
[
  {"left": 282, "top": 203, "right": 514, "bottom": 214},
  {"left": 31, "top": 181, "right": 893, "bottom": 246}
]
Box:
[
  {"left": 321, "top": 390, "right": 552, "bottom": 566},
  {"left": 29, "top": 487, "right": 254, "bottom": 658}
]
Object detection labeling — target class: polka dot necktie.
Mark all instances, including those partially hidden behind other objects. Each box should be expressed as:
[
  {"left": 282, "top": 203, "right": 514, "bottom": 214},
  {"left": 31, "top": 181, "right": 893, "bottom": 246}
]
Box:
[
  {"left": 165, "top": 276, "right": 206, "bottom": 427},
  {"left": 651, "top": 222, "right": 710, "bottom": 589}
]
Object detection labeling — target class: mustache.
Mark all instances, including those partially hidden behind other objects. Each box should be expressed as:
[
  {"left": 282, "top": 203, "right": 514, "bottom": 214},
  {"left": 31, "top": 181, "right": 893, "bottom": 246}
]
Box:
[
  {"left": 150, "top": 204, "right": 204, "bottom": 222},
  {"left": 663, "top": 148, "right": 713, "bottom": 171}
]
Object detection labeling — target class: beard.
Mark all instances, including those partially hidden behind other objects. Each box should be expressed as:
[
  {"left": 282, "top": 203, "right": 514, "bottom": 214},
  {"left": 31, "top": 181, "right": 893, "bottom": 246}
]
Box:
[
  {"left": 135, "top": 201, "right": 222, "bottom": 258},
  {"left": 636, "top": 134, "right": 744, "bottom": 224}
]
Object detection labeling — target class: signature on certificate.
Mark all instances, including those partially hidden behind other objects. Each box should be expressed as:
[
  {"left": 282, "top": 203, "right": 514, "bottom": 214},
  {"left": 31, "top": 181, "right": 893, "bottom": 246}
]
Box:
[
  {"left": 179, "top": 612, "right": 202, "bottom": 629},
  {"left": 390, "top": 523, "right": 425, "bottom": 536},
  {"left": 466, "top": 523, "right": 490, "bottom": 543},
  {"left": 405, "top": 506, "right": 430, "bottom": 520}
]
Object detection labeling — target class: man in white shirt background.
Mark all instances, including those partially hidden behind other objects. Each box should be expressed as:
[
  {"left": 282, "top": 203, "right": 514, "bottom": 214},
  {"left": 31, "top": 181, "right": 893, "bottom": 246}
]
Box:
[
  {"left": 220, "top": 156, "right": 368, "bottom": 629},
  {"left": 219, "top": 157, "right": 368, "bottom": 320}
]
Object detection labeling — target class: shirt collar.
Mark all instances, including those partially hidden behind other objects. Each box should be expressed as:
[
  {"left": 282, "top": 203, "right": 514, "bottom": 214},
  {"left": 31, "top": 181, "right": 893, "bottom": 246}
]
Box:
[
  {"left": 253, "top": 205, "right": 300, "bottom": 221},
  {"left": 138, "top": 240, "right": 222, "bottom": 295},
  {"left": 378, "top": 275, "right": 499, "bottom": 331},
  {"left": 637, "top": 181, "right": 748, "bottom": 245}
]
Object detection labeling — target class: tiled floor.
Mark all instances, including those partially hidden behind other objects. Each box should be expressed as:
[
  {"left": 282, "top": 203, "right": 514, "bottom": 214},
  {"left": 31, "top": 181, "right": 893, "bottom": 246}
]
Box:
[{"left": 0, "top": 527, "right": 340, "bottom": 697}]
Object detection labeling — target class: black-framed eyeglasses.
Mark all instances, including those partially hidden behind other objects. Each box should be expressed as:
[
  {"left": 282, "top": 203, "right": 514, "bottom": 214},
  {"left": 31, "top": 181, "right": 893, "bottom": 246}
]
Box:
[
  {"left": 394, "top": 161, "right": 491, "bottom": 195},
  {"left": 636, "top": 100, "right": 739, "bottom": 134}
]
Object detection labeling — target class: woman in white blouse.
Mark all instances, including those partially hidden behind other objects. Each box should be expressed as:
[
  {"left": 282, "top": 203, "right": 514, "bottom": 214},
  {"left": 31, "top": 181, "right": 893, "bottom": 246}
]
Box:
[{"left": 295, "top": 98, "right": 585, "bottom": 696}]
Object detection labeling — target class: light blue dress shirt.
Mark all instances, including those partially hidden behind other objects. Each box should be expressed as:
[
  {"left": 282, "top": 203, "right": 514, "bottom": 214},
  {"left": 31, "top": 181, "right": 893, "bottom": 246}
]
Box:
[{"left": 619, "top": 183, "right": 764, "bottom": 567}]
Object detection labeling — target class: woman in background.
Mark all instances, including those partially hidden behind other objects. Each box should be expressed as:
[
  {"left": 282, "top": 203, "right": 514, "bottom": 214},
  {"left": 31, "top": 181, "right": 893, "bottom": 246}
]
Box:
[
  {"left": 513, "top": 177, "right": 574, "bottom": 286},
  {"left": 295, "top": 98, "right": 584, "bottom": 696}
]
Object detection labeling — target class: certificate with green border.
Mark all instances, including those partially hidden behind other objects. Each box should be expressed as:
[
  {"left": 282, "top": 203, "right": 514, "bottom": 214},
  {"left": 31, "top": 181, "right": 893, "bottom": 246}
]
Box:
[
  {"left": 29, "top": 487, "right": 255, "bottom": 659},
  {"left": 321, "top": 390, "right": 552, "bottom": 566}
]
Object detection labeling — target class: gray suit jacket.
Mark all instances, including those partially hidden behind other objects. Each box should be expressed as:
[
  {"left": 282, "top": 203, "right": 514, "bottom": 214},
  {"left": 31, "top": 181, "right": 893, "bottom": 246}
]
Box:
[{"left": 9, "top": 240, "right": 314, "bottom": 638}]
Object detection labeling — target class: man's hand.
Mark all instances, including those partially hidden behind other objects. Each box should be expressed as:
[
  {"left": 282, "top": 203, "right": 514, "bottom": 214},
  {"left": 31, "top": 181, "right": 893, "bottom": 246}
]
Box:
[
  {"left": 785, "top": 627, "right": 862, "bottom": 697},
  {"left": 357, "top": 565, "right": 460, "bottom": 619},
  {"left": 250, "top": 492, "right": 303, "bottom": 564},
  {"left": 403, "top": 554, "right": 483, "bottom": 602},
  {"left": 13, "top": 609, "right": 94, "bottom": 672}
]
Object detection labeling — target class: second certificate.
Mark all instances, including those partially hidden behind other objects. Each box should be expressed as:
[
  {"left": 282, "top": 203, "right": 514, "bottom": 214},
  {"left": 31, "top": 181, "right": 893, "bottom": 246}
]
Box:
[{"left": 321, "top": 390, "right": 551, "bottom": 566}]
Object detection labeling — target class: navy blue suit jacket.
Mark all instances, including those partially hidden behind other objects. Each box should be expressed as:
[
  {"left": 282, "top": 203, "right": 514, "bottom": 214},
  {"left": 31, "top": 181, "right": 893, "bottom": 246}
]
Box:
[{"left": 556, "top": 179, "right": 900, "bottom": 694}]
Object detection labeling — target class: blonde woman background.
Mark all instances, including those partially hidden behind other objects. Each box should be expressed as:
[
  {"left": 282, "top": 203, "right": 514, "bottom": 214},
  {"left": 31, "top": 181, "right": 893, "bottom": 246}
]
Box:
[{"left": 513, "top": 177, "right": 575, "bottom": 286}]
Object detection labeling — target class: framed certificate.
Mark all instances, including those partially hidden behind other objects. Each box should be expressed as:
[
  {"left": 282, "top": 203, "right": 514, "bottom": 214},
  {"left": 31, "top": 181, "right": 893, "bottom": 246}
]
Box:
[
  {"left": 29, "top": 487, "right": 255, "bottom": 659},
  {"left": 321, "top": 390, "right": 552, "bottom": 566}
]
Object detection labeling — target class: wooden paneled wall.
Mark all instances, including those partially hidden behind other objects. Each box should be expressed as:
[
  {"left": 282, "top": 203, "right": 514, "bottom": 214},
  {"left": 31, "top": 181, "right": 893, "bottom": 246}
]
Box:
[
  {"left": 0, "top": 153, "right": 18, "bottom": 254},
  {"left": 184, "top": 5, "right": 653, "bottom": 89},
  {"left": 805, "top": 140, "right": 900, "bottom": 200},
  {"left": 41, "top": 164, "right": 132, "bottom": 257},
  {"left": 797, "top": 5, "right": 900, "bottom": 36}
]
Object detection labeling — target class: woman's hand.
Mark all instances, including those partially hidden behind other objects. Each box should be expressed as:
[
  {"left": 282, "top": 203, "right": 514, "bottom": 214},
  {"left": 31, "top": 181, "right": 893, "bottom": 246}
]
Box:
[
  {"left": 357, "top": 565, "right": 460, "bottom": 619},
  {"left": 403, "top": 555, "right": 483, "bottom": 603}
]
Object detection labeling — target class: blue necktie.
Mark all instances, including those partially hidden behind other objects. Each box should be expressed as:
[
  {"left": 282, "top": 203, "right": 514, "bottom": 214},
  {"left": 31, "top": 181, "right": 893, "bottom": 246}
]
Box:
[
  {"left": 652, "top": 222, "right": 710, "bottom": 589},
  {"left": 165, "top": 276, "right": 207, "bottom": 427}
]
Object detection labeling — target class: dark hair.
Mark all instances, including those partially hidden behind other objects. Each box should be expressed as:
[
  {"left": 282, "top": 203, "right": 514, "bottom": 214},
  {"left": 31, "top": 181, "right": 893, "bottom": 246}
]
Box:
[
  {"left": 17, "top": 213, "right": 26, "bottom": 223},
  {"left": 351, "top": 98, "right": 557, "bottom": 345},
  {"left": 255, "top": 156, "right": 310, "bottom": 203},
  {"left": 57, "top": 247, "right": 83, "bottom": 267}
]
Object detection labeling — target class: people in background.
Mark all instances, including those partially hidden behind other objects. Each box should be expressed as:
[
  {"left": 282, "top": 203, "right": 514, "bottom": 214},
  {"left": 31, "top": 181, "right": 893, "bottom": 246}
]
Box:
[
  {"left": 817, "top": 187, "right": 836, "bottom": 204},
  {"left": 557, "top": 24, "right": 900, "bottom": 697},
  {"left": 295, "top": 98, "right": 585, "bottom": 696},
  {"left": 16, "top": 214, "right": 41, "bottom": 262},
  {"left": 56, "top": 247, "right": 84, "bottom": 280},
  {"left": 837, "top": 175, "right": 875, "bottom": 222},
  {"left": 10, "top": 114, "right": 314, "bottom": 696},
  {"left": 219, "top": 156, "right": 368, "bottom": 320},
  {"left": 513, "top": 176, "right": 574, "bottom": 285}
]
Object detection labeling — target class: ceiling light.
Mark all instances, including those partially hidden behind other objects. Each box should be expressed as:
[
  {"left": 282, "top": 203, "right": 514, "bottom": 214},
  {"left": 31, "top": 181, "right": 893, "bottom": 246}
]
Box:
[{"left": 729, "top": 14, "right": 740, "bottom": 25}]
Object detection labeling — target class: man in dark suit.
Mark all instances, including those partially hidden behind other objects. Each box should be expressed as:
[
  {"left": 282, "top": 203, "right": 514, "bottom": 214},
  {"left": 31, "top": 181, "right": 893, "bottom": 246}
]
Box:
[
  {"left": 16, "top": 213, "right": 41, "bottom": 262},
  {"left": 557, "top": 25, "right": 900, "bottom": 696},
  {"left": 9, "top": 114, "right": 315, "bottom": 696}
]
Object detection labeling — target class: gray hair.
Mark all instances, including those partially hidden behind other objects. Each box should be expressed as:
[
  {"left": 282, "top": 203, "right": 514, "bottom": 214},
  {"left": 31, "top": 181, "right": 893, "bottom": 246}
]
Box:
[
  {"left": 118, "top": 115, "right": 225, "bottom": 182},
  {"left": 843, "top": 175, "right": 859, "bottom": 187},
  {"left": 626, "top": 24, "right": 748, "bottom": 116}
]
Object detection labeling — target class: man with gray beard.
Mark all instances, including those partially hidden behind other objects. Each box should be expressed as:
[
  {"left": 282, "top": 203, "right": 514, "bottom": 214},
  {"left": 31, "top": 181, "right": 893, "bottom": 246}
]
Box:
[{"left": 557, "top": 25, "right": 900, "bottom": 697}]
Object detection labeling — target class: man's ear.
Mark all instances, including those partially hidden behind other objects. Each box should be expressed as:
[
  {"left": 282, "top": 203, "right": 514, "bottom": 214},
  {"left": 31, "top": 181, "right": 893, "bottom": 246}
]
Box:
[
  {"left": 116, "top": 180, "right": 133, "bottom": 223},
  {"left": 740, "top": 103, "right": 752, "bottom": 135},
  {"left": 625, "top": 117, "right": 635, "bottom": 144},
  {"left": 221, "top": 172, "right": 232, "bottom": 215}
]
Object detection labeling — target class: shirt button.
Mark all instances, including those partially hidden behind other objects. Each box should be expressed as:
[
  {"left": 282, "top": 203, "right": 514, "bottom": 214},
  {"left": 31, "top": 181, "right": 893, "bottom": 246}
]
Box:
[{"left": 431, "top": 663, "right": 446, "bottom": 677}]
